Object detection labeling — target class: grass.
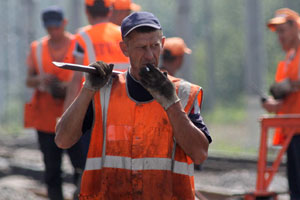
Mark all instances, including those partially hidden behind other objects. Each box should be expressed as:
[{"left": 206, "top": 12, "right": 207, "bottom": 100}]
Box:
[
  {"left": 202, "top": 98, "right": 261, "bottom": 158},
  {"left": 203, "top": 99, "right": 246, "bottom": 124},
  {"left": 0, "top": 98, "right": 24, "bottom": 136}
]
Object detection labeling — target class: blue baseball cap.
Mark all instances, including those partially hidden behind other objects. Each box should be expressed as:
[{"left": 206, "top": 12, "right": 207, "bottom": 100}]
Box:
[
  {"left": 42, "top": 6, "right": 64, "bottom": 28},
  {"left": 121, "top": 11, "right": 162, "bottom": 38}
]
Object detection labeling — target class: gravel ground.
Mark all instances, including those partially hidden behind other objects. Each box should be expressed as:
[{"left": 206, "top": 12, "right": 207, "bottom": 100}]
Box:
[
  {"left": 0, "top": 186, "right": 44, "bottom": 200},
  {"left": 0, "top": 130, "right": 291, "bottom": 200},
  {"left": 194, "top": 158, "right": 289, "bottom": 199}
]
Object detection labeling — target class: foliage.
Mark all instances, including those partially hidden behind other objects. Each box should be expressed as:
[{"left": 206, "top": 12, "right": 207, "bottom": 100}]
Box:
[
  {"left": 0, "top": 97, "right": 23, "bottom": 135},
  {"left": 134, "top": 0, "right": 298, "bottom": 109},
  {"left": 134, "top": 0, "right": 177, "bottom": 37}
]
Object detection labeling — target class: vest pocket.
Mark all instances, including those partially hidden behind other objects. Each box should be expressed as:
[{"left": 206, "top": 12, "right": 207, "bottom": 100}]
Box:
[
  {"left": 106, "top": 124, "right": 133, "bottom": 156},
  {"left": 107, "top": 124, "right": 132, "bottom": 141}
]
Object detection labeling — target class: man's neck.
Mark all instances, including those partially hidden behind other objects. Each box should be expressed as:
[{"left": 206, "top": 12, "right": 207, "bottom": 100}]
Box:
[
  {"left": 48, "top": 32, "right": 69, "bottom": 47},
  {"left": 288, "top": 35, "right": 300, "bottom": 53},
  {"left": 89, "top": 17, "right": 109, "bottom": 25},
  {"left": 126, "top": 72, "right": 153, "bottom": 102}
]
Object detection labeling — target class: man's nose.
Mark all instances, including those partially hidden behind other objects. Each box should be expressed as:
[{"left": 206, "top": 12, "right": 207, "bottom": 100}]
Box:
[{"left": 144, "top": 47, "right": 154, "bottom": 60}]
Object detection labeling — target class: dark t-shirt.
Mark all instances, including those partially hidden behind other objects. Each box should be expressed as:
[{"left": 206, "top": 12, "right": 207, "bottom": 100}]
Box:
[{"left": 82, "top": 72, "right": 212, "bottom": 143}]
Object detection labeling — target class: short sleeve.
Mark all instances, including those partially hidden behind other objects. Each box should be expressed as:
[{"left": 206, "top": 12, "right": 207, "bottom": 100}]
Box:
[{"left": 188, "top": 105, "right": 212, "bottom": 144}]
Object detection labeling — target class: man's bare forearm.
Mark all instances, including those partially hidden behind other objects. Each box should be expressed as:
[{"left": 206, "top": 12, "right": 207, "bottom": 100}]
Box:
[
  {"left": 55, "top": 87, "right": 95, "bottom": 149},
  {"left": 166, "top": 102, "right": 209, "bottom": 164}
]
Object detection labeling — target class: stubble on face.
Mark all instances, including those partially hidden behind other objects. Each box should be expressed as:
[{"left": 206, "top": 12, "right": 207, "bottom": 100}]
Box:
[{"left": 124, "top": 30, "right": 164, "bottom": 80}]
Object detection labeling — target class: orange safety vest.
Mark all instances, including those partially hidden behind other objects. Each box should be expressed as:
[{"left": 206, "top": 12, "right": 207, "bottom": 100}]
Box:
[
  {"left": 273, "top": 48, "right": 300, "bottom": 145},
  {"left": 76, "top": 22, "right": 129, "bottom": 71},
  {"left": 24, "top": 36, "right": 75, "bottom": 132},
  {"left": 79, "top": 73, "right": 203, "bottom": 200}
]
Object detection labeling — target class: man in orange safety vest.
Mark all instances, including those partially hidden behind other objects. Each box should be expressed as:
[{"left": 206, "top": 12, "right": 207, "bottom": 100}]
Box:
[
  {"left": 25, "top": 6, "right": 86, "bottom": 200},
  {"left": 262, "top": 8, "right": 300, "bottom": 199},
  {"left": 56, "top": 11, "right": 211, "bottom": 200},
  {"left": 63, "top": 0, "right": 129, "bottom": 110}
]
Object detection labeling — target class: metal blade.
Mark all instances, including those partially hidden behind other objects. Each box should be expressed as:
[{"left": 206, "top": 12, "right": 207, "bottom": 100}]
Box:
[{"left": 52, "top": 61, "right": 122, "bottom": 74}]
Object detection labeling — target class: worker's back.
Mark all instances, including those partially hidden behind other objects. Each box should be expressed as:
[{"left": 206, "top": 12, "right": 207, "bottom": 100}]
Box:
[{"left": 76, "top": 22, "right": 129, "bottom": 70}]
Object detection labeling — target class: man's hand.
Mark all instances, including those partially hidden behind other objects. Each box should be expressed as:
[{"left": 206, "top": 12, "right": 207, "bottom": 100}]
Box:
[
  {"left": 139, "top": 64, "right": 180, "bottom": 110},
  {"left": 83, "top": 61, "right": 114, "bottom": 91},
  {"left": 37, "top": 74, "right": 55, "bottom": 92},
  {"left": 269, "top": 79, "right": 292, "bottom": 100},
  {"left": 49, "top": 77, "right": 67, "bottom": 99},
  {"left": 262, "top": 96, "right": 283, "bottom": 113}
]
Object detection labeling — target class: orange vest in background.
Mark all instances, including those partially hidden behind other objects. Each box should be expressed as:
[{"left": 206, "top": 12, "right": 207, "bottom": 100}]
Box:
[
  {"left": 76, "top": 22, "right": 129, "bottom": 70},
  {"left": 273, "top": 48, "right": 300, "bottom": 145},
  {"left": 24, "top": 36, "right": 75, "bottom": 133},
  {"left": 79, "top": 73, "right": 203, "bottom": 200}
]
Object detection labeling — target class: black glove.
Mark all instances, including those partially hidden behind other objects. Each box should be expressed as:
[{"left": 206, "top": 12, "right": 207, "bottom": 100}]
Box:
[
  {"left": 83, "top": 61, "right": 114, "bottom": 91},
  {"left": 269, "top": 79, "right": 292, "bottom": 100},
  {"left": 139, "top": 64, "right": 180, "bottom": 110},
  {"left": 49, "top": 77, "right": 67, "bottom": 99}
]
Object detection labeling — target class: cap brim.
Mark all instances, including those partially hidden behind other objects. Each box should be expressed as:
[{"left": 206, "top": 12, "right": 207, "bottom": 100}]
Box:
[
  {"left": 184, "top": 47, "right": 192, "bottom": 54},
  {"left": 130, "top": 3, "right": 141, "bottom": 11},
  {"left": 267, "top": 17, "right": 288, "bottom": 31},
  {"left": 124, "top": 24, "right": 161, "bottom": 37}
]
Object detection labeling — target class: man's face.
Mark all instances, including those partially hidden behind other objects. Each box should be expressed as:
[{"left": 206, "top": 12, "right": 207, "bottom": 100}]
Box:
[
  {"left": 120, "top": 30, "right": 165, "bottom": 80},
  {"left": 46, "top": 21, "right": 65, "bottom": 40},
  {"left": 275, "top": 21, "right": 299, "bottom": 51},
  {"left": 173, "top": 55, "right": 184, "bottom": 71}
]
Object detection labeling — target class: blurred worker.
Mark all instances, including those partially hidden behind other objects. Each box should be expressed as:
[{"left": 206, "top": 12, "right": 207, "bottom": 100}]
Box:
[
  {"left": 110, "top": 0, "right": 141, "bottom": 26},
  {"left": 24, "top": 6, "right": 85, "bottom": 200},
  {"left": 161, "top": 37, "right": 205, "bottom": 172},
  {"left": 64, "top": 0, "right": 129, "bottom": 110},
  {"left": 161, "top": 37, "right": 192, "bottom": 76},
  {"left": 55, "top": 11, "right": 212, "bottom": 199},
  {"left": 263, "top": 8, "right": 300, "bottom": 199}
]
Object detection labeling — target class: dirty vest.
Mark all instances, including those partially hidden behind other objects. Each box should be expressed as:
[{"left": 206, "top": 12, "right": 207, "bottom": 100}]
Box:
[
  {"left": 79, "top": 73, "right": 203, "bottom": 200},
  {"left": 273, "top": 48, "right": 300, "bottom": 145},
  {"left": 76, "top": 22, "right": 129, "bottom": 70},
  {"left": 24, "top": 36, "right": 75, "bottom": 132}
]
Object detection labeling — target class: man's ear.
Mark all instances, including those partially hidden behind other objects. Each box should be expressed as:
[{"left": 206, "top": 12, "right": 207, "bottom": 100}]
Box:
[
  {"left": 63, "top": 19, "right": 68, "bottom": 26},
  {"left": 161, "top": 36, "right": 166, "bottom": 48},
  {"left": 119, "top": 41, "right": 129, "bottom": 57}
]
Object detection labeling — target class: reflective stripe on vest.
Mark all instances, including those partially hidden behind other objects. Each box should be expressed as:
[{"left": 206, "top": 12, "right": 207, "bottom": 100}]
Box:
[
  {"left": 85, "top": 156, "right": 194, "bottom": 176},
  {"left": 79, "top": 31, "right": 96, "bottom": 63},
  {"left": 36, "top": 40, "right": 44, "bottom": 74},
  {"left": 84, "top": 75, "right": 196, "bottom": 176},
  {"left": 178, "top": 79, "right": 191, "bottom": 109},
  {"left": 171, "top": 79, "right": 199, "bottom": 169},
  {"left": 36, "top": 40, "right": 46, "bottom": 92},
  {"left": 99, "top": 78, "right": 113, "bottom": 166},
  {"left": 79, "top": 31, "right": 130, "bottom": 70}
]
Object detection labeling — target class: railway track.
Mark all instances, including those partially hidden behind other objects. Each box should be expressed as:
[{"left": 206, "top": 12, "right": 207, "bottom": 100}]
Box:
[{"left": 0, "top": 132, "right": 290, "bottom": 200}]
